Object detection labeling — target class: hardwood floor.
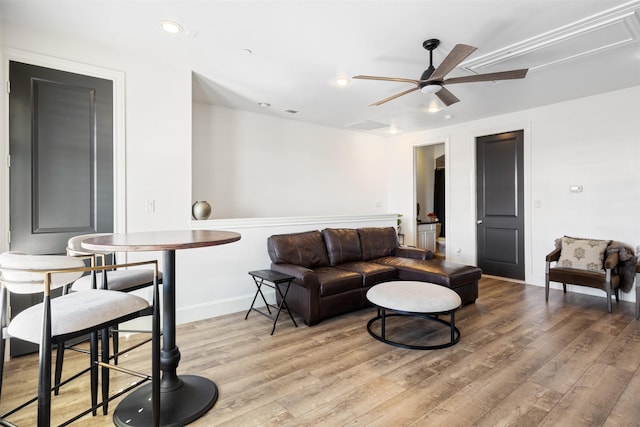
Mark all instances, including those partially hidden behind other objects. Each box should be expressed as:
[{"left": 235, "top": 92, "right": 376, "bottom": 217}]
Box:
[{"left": 1, "top": 277, "right": 639, "bottom": 426}]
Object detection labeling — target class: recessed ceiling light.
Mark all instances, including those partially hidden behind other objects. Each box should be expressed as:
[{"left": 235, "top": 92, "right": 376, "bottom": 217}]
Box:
[
  {"left": 284, "top": 109, "right": 299, "bottom": 114},
  {"left": 160, "top": 20, "right": 183, "bottom": 34},
  {"left": 444, "top": 114, "right": 454, "bottom": 120},
  {"left": 335, "top": 78, "right": 350, "bottom": 87},
  {"left": 258, "top": 102, "right": 271, "bottom": 108}
]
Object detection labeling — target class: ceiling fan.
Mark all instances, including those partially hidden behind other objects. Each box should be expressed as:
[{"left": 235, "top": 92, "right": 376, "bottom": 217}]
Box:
[{"left": 353, "top": 39, "right": 528, "bottom": 107}]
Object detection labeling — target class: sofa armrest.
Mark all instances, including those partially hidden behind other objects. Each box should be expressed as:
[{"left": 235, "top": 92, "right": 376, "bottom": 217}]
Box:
[
  {"left": 604, "top": 251, "right": 619, "bottom": 270},
  {"left": 270, "top": 263, "right": 320, "bottom": 291},
  {"left": 395, "top": 246, "right": 434, "bottom": 260},
  {"left": 545, "top": 248, "right": 561, "bottom": 263}
]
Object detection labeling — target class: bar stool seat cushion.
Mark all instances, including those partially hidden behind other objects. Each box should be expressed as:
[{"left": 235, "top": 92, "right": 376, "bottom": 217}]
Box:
[
  {"left": 71, "top": 269, "right": 162, "bottom": 292},
  {"left": 7, "top": 290, "right": 149, "bottom": 344}
]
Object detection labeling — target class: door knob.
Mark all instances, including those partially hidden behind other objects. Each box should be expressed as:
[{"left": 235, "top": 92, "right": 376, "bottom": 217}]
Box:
[{"left": 476, "top": 220, "right": 483, "bottom": 224}]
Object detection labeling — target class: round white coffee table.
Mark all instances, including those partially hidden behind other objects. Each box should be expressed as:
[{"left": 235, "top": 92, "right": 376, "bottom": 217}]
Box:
[{"left": 366, "top": 281, "right": 462, "bottom": 350}]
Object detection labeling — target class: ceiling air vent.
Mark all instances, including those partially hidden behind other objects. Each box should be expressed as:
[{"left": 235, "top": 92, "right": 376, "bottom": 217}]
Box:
[{"left": 347, "top": 120, "right": 390, "bottom": 131}]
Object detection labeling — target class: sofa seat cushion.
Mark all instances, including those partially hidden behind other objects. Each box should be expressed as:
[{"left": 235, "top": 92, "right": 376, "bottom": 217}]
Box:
[
  {"left": 314, "top": 267, "right": 362, "bottom": 297},
  {"left": 267, "top": 230, "right": 329, "bottom": 268},
  {"left": 322, "top": 228, "right": 363, "bottom": 266},
  {"left": 374, "top": 258, "right": 481, "bottom": 289},
  {"left": 336, "top": 261, "right": 398, "bottom": 287},
  {"left": 548, "top": 267, "right": 619, "bottom": 289}
]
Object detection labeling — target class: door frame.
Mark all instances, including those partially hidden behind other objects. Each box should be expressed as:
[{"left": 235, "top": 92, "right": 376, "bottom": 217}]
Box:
[
  {"left": 1, "top": 49, "right": 126, "bottom": 253},
  {"left": 412, "top": 137, "right": 449, "bottom": 252}
]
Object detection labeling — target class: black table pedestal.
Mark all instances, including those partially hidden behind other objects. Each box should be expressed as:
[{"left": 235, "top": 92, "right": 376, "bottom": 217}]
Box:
[{"left": 82, "top": 232, "right": 241, "bottom": 427}]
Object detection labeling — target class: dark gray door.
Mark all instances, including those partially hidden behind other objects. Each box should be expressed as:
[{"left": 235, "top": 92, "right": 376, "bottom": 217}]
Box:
[
  {"left": 476, "top": 130, "right": 524, "bottom": 280},
  {"left": 9, "top": 61, "right": 114, "bottom": 254},
  {"left": 8, "top": 61, "right": 114, "bottom": 356}
]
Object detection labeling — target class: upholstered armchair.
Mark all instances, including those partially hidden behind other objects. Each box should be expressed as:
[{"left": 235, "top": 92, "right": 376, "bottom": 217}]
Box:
[
  {"left": 636, "top": 262, "right": 640, "bottom": 319},
  {"left": 545, "top": 236, "right": 637, "bottom": 313}
]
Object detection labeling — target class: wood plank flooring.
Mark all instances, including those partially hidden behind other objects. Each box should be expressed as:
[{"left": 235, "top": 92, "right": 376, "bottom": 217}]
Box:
[{"left": 1, "top": 277, "right": 639, "bottom": 426}]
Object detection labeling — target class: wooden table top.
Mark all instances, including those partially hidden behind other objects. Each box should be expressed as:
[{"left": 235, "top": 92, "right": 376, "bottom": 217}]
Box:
[{"left": 81, "top": 230, "right": 241, "bottom": 252}]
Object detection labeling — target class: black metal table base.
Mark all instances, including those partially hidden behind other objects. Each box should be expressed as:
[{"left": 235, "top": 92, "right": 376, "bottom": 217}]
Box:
[
  {"left": 113, "top": 375, "right": 217, "bottom": 427},
  {"left": 367, "top": 308, "right": 460, "bottom": 350}
]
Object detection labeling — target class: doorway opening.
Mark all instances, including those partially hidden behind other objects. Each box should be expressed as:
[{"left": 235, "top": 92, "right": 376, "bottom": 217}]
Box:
[{"left": 415, "top": 143, "right": 445, "bottom": 259}]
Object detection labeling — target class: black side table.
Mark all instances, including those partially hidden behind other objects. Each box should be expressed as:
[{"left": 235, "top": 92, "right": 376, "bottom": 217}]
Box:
[{"left": 246, "top": 269, "right": 298, "bottom": 335}]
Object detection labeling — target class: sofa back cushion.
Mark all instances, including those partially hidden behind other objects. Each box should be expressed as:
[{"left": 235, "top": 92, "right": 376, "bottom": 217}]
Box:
[
  {"left": 322, "top": 228, "right": 363, "bottom": 266},
  {"left": 267, "top": 230, "right": 329, "bottom": 268},
  {"left": 358, "top": 227, "right": 398, "bottom": 260}
]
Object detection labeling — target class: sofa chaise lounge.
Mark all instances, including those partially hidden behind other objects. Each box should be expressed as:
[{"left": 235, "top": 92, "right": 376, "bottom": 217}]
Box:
[{"left": 267, "top": 227, "right": 482, "bottom": 325}]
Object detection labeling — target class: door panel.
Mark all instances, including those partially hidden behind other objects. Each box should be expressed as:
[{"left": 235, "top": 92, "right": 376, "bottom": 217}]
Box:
[
  {"left": 34, "top": 80, "right": 94, "bottom": 232},
  {"left": 8, "top": 61, "right": 114, "bottom": 357},
  {"left": 476, "top": 130, "right": 524, "bottom": 280}
]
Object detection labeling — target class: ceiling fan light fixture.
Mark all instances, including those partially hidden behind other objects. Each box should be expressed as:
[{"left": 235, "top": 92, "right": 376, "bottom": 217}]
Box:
[{"left": 421, "top": 84, "right": 442, "bottom": 95}]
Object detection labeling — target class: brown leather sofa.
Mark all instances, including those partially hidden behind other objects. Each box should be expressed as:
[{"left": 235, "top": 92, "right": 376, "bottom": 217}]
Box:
[{"left": 267, "top": 227, "right": 482, "bottom": 325}]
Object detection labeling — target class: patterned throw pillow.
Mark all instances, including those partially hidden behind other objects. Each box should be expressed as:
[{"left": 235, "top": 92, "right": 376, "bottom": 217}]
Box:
[{"left": 557, "top": 236, "right": 611, "bottom": 272}]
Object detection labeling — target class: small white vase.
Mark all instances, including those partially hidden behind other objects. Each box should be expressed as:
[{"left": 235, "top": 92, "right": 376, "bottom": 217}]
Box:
[{"left": 192, "top": 201, "right": 212, "bottom": 220}]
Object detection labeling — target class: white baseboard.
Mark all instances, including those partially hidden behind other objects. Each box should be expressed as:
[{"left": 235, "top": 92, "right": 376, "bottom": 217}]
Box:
[{"left": 176, "top": 290, "right": 277, "bottom": 325}]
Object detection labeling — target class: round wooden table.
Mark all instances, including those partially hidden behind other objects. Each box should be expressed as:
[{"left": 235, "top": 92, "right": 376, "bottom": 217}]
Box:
[{"left": 82, "top": 230, "right": 241, "bottom": 427}]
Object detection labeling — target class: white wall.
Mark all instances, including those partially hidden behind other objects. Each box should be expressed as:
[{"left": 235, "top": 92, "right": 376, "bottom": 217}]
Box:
[
  {"left": 182, "top": 214, "right": 396, "bottom": 323},
  {"left": 0, "top": 34, "right": 194, "bottom": 239},
  {"left": 192, "top": 103, "right": 389, "bottom": 218},
  {"left": 389, "top": 86, "right": 640, "bottom": 301},
  {"left": 0, "top": 34, "right": 394, "bottom": 327},
  {"left": 1, "top": 19, "right": 638, "bottom": 321}
]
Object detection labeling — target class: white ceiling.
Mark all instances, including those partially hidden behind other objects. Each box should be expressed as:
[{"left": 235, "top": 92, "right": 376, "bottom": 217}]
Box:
[{"left": 2, "top": 0, "right": 639, "bottom": 135}]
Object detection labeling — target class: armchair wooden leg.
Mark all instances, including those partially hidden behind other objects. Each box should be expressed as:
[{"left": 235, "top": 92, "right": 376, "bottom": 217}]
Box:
[
  {"left": 563, "top": 283, "right": 567, "bottom": 294},
  {"left": 636, "top": 284, "right": 639, "bottom": 320},
  {"left": 545, "top": 276, "right": 550, "bottom": 302},
  {"left": 605, "top": 270, "right": 613, "bottom": 313}
]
